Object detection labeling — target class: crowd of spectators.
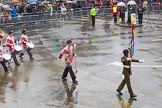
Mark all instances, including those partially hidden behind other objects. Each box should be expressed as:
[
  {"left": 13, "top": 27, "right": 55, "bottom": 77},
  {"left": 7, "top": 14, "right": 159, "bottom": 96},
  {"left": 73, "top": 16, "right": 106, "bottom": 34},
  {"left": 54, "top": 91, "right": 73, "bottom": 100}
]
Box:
[
  {"left": 0, "top": 0, "right": 109, "bottom": 15},
  {"left": 0, "top": 0, "right": 109, "bottom": 22},
  {"left": 0, "top": 0, "right": 161, "bottom": 23}
]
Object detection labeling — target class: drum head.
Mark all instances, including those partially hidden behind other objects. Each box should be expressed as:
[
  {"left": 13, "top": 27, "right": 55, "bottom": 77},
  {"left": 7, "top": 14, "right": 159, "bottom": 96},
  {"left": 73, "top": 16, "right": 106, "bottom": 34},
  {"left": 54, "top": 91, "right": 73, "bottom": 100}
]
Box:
[
  {"left": 15, "top": 45, "right": 22, "bottom": 51},
  {"left": 27, "top": 42, "right": 34, "bottom": 49},
  {"left": 3, "top": 54, "right": 11, "bottom": 60}
]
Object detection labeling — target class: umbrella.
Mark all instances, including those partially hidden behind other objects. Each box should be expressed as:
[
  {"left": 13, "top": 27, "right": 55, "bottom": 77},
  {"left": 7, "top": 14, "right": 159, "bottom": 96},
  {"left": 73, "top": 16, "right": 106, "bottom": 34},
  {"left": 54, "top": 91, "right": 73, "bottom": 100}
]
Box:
[
  {"left": 5, "top": 7, "right": 12, "bottom": 11},
  {"left": 76, "top": 0, "right": 86, "bottom": 1},
  {"left": 27, "top": 0, "right": 38, "bottom": 4},
  {"left": 4, "top": 1, "right": 14, "bottom": 5},
  {"left": 30, "top": 2, "right": 37, "bottom": 4},
  {"left": 41, "top": 1, "right": 50, "bottom": 4},
  {"left": 38, "top": 3, "right": 45, "bottom": 6},
  {"left": 39, "top": 1, "right": 50, "bottom": 6},
  {"left": 56, "top": 0, "right": 66, "bottom": 2},
  {"left": 2, "top": 4, "right": 10, "bottom": 8},
  {"left": 127, "top": 0, "right": 137, "bottom": 5},
  {"left": 66, "top": 1, "right": 77, "bottom": 3},
  {"left": 5, "top": 7, "right": 13, "bottom": 11},
  {"left": 0, "top": 3, "right": 3, "bottom": 7},
  {"left": 14, "top": 2, "right": 22, "bottom": 6},
  {"left": 12, "top": 0, "right": 19, "bottom": 3},
  {"left": 117, "top": 2, "right": 126, "bottom": 7}
]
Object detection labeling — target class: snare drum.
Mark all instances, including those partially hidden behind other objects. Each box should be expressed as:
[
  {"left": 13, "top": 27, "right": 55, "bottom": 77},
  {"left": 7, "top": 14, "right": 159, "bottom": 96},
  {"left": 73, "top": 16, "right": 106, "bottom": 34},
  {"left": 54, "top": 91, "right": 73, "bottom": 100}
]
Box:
[
  {"left": 27, "top": 42, "right": 34, "bottom": 49},
  {"left": 15, "top": 45, "right": 22, "bottom": 54},
  {"left": 3, "top": 53, "right": 11, "bottom": 61}
]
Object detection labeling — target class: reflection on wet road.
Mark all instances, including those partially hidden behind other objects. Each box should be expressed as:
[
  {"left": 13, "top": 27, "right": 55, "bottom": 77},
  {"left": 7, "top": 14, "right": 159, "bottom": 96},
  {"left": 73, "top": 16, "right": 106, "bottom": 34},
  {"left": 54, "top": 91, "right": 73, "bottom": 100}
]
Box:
[
  {"left": 117, "top": 94, "right": 136, "bottom": 108},
  {"left": 62, "top": 81, "right": 78, "bottom": 107}
]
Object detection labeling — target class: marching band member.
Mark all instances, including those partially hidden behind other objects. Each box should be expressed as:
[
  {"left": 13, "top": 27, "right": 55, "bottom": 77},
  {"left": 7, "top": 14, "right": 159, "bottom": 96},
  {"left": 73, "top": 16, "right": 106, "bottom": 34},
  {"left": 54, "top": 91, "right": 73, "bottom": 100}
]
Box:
[
  {"left": 58, "top": 39, "right": 78, "bottom": 84},
  {"left": 5, "top": 31, "right": 20, "bottom": 66},
  {"left": 0, "top": 41, "right": 9, "bottom": 73},
  {"left": 19, "top": 29, "right": 34, "bottom": 60}
]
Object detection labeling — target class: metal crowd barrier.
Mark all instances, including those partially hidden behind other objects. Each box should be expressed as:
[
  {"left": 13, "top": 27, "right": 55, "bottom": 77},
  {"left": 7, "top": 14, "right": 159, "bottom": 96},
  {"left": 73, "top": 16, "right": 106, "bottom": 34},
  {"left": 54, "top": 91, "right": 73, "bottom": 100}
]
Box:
[
  {"left": 0, "top": 7, "right": 112, "bottom": 26},
  {"left": 0, "top": 6, "right": 161, "bottom": 26}
]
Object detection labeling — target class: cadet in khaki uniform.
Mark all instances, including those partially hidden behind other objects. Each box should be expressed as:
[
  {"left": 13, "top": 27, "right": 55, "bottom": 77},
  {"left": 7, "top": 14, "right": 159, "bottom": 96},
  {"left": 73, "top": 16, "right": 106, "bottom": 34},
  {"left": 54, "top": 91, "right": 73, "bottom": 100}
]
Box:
[{"left": 116, "top": 49, "right": 144, "bottom": 98}]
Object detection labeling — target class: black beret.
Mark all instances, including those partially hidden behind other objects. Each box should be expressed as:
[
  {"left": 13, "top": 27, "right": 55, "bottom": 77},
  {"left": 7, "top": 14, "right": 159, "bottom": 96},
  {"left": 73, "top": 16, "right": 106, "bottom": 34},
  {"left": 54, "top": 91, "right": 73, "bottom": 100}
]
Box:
[
  {"left": 123, "top": 49, "right": 128, "bottom": 54},
  {"left": 22, "top": 30, "right": 26, "bottom": 34},
  {"left": 66, "top": 40, "right": 72, "bottom": 44},
  {"left": 8, "top": 31, "right": 13, "bottom": 35}
]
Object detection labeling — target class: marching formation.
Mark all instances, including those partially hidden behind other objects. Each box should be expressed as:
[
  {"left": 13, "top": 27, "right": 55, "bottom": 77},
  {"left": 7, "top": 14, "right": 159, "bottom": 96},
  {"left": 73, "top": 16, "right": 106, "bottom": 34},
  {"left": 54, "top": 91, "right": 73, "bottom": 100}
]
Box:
[
  {"left": 0, "top": 2, "right": 146, "bottom": 102},
  {"left": 0, "top": 29, "right": 34, "bottom": 73},
  {"left": 0, "top": 0, "right": 161, "bottom": 106}
]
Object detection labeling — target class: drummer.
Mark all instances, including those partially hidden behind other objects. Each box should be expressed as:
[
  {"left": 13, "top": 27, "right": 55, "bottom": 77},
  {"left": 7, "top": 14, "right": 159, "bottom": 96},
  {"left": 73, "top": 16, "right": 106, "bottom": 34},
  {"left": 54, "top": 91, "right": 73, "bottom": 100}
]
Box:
[
  {"left": 19, "top": 29, "right": 34, "bottom": 60},
  {"left": 0, "top": 41, "right": 10, "bottom": 73},
  {"left": 5, "top": 31, "right": 20, "bottom": 66}
]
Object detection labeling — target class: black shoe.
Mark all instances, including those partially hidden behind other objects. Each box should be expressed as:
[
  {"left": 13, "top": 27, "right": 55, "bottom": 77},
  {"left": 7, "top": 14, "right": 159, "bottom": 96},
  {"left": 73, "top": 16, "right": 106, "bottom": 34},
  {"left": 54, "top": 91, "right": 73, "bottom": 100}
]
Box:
[
  {"left": 19, "top": 56, "right": 23, "bottom": 60},
  {"left": 16, "top": 63, "right": 20, "bottom": 66},
  {"left": 129, "top": 97, "right": 137, "bottom": 101},
  {"left": 5, "top": 70, "right": 10, "bottom": 73},
  {"left": 62, "top": 78, "right": 67, "bottom": 81},
  {"left": 116, "top": 89, "right": 123, "bottom": 95},
  {"left": 30, "top": 57, "right": 34, "bottom": 60},
  {"left": 73, "top": 80, "right": 78, "bottom": 84},
  {"left": 130, "top": 94, "right": 137, "bottom": 98}
]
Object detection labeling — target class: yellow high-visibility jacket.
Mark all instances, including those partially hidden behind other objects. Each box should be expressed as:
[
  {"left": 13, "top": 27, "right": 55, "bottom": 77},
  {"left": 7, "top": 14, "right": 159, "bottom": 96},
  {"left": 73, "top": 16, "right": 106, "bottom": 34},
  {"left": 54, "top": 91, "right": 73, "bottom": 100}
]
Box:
[{"left": 90, "top": 8, "right": 96, "bottom": 16}]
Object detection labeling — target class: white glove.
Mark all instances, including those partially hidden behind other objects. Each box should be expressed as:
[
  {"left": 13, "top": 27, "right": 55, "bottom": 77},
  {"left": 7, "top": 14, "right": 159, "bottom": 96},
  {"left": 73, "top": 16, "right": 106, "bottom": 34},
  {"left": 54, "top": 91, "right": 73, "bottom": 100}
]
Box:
[
  {"left": 73, "top": 44, "right": 76, "bottom": 50},
  {"left": 122, "top": 75, "right": 125, "bottom": 80},
  {"left": 126, "top": 58, "right": 131, "bottom": 61},
  {"left": 96, "top": 8, "right": 99, "bottom": 12},
  {"left": 124, "top": 65, "right": 130, "bottom": 68},
  {"left": 74, "top": 54, "right": 77, "bottom": 57},
  {"left": 11, "top": 45, "right": 14, "bottom": 48},
  {"left": 139, "top": 60, "right": 144, "bottom": 63}
]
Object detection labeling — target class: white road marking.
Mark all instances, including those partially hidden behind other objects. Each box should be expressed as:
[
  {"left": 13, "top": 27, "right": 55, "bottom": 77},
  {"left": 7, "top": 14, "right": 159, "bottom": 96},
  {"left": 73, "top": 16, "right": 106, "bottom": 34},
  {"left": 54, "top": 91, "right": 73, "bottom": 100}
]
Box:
[
  {"left": 152, "top": 39, "right": 162, "bottom": 42},
  {"left": 107, "top": 61, "right": 162, "bottom": 68}
]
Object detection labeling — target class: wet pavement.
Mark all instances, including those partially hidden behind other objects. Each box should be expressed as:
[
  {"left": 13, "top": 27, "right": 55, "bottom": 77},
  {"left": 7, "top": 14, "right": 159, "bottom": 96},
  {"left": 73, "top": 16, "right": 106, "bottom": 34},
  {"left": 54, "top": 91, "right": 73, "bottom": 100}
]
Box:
[{"left": 0, "top": 17, "right": 162, "bottom": 108}]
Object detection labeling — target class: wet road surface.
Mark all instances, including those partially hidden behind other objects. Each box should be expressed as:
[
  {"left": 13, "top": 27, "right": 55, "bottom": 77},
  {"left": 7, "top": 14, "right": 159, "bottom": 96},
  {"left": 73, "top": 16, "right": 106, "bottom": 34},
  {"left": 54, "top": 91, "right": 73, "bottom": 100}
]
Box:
[{"left": 0, "top": 17, "right": 162, "bottom": 108}]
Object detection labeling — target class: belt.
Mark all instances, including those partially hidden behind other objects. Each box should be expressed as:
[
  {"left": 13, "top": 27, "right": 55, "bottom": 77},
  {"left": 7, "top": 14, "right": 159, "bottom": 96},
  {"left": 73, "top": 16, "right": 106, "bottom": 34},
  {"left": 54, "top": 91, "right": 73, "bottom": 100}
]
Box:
[{"left": 124, "top": 65, "right": 130, "bottom": 68}]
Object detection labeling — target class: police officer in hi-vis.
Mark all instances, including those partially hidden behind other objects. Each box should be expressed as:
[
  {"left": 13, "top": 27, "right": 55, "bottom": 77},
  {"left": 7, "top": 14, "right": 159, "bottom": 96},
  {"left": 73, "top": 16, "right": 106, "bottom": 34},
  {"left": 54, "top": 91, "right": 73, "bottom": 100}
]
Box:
[
  {"left": 58, "top": 39, "right": 78, "bottom": 84},
  {"left": 90, "top": 5, "right": 97, "bottom": 26},
  {"left": 116, "top": 49, "right": 144, "bottom": 98},
  {"left": 112, "top": 3, "right": 118, "bottom": 23}
]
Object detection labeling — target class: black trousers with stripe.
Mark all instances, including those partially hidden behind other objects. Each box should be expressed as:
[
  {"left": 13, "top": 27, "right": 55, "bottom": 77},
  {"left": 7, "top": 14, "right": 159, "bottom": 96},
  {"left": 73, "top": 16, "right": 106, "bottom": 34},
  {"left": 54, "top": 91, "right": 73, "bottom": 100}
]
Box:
[{"left": 62, "top": 63, "right": 76, "bottom": 81}]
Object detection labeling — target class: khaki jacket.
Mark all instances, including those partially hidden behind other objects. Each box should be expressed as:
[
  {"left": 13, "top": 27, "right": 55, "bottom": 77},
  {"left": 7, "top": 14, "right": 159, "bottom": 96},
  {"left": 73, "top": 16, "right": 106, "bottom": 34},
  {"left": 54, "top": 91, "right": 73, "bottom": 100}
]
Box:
[{"left": 121, "top": 56, "right": 139, "bottom": 75}]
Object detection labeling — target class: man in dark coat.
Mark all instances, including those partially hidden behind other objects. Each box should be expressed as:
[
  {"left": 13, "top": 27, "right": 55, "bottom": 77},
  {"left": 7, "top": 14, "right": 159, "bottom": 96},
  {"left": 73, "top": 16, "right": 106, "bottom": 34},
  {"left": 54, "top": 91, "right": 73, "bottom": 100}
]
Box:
[
  {"left": 137, "top": 4, "right": 144, "bottom": 25},
  {"left": 119, "top": 6, "right": 126, "bottom": 24}
]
